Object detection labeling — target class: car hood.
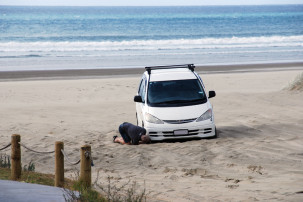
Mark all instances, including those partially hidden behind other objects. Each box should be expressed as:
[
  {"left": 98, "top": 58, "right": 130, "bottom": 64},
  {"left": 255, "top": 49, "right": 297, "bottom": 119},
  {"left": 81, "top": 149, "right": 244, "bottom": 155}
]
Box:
[{"left": 147, "top": 102, "right": 211, "bottom": 121}]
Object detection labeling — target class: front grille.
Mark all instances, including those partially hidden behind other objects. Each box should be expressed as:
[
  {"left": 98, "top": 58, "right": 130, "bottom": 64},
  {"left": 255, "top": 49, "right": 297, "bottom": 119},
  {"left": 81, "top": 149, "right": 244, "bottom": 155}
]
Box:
[
  {"left": 163, "top": 118, "right": 197, "bottom": 124},
  {"left": 149, "top": 128, "right": 212, "bottom": 137}
]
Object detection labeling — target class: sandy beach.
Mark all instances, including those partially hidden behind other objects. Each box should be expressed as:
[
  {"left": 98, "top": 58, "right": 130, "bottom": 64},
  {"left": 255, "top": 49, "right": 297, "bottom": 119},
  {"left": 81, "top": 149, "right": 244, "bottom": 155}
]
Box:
[{"left": 1, "top": 64, "right": 303, "bottom": 201}]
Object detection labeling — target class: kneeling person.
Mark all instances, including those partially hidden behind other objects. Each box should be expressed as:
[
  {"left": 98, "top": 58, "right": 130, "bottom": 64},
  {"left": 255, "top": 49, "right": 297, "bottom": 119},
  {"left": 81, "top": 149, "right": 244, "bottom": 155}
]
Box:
[{"left": 114, "top": 122, "right": 151, "bottom": 145}]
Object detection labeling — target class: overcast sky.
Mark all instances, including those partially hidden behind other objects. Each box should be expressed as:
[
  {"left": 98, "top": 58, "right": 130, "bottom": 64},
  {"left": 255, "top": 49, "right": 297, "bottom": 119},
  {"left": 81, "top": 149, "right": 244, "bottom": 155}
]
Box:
[{"left": 1, "top": 0, "right": 303, "bottom": 6}]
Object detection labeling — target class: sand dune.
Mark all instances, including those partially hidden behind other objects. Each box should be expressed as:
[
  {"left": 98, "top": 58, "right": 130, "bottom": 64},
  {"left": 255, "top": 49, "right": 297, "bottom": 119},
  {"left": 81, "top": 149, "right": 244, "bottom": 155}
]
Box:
[{"left": 0, "top": 69, "right": 303, "bottom": 201}]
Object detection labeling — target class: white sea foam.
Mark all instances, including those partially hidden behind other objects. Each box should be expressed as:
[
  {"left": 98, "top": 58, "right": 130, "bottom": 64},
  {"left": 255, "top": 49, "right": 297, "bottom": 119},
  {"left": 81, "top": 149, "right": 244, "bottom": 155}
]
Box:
[{"left": 0, "top": 35, "right": 302, "bottom": 54}]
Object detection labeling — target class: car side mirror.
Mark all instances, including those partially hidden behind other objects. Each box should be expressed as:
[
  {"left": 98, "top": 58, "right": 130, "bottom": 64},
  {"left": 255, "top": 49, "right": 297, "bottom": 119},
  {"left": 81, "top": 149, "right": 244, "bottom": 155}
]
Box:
[
  {"left": 134, "top": 95, "right": 143, "bottom": 103},
  {"left": 208, "top": 91, "right": 216, "bottom": 98}
]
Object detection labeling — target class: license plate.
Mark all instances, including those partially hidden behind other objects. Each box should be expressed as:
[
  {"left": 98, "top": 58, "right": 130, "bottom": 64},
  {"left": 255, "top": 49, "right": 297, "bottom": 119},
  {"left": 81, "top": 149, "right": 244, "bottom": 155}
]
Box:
[{"left": 174, "top": 129, "right": 188, "bottom": 136}]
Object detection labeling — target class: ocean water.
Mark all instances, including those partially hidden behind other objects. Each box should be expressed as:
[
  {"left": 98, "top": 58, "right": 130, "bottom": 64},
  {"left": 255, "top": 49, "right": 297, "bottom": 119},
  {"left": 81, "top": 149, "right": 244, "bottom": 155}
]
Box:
[{"left": 0, "top": 5, "right": 303, "bottom": 71}]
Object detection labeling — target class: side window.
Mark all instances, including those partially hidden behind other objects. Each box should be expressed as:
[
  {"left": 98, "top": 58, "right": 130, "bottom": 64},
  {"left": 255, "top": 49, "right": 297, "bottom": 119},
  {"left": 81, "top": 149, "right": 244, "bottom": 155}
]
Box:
[
  {"left": 138, "top": 79, "right": 144, "bottom": 94},
  {"left": 141, "top": 78, "right": 147, "bottom": 102},
  {"left": 138, "top": 76, "right": 146, "bottom": 102},
  {"left": 196, "top": 74, "right": 205, "bottom": 88}
]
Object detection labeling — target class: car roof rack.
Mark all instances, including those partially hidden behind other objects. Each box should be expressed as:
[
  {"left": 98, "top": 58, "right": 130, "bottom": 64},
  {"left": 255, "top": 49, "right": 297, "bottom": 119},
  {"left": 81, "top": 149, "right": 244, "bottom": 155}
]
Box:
[{"left": 145, "top": 64, "right": 195, "bottom": 74}]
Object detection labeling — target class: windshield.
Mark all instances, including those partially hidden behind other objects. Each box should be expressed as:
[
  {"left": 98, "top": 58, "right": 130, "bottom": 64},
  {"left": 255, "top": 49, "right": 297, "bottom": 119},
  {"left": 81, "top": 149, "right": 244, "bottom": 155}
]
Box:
[{"left": 147, "top": 79, "right": 207, "bottom": 107}]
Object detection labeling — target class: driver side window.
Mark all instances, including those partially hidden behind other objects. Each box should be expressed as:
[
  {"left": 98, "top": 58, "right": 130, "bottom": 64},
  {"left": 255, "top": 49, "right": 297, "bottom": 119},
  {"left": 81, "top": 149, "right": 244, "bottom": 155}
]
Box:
[{"left": 138, "top": 77, "right": 146, "bottom": 102}]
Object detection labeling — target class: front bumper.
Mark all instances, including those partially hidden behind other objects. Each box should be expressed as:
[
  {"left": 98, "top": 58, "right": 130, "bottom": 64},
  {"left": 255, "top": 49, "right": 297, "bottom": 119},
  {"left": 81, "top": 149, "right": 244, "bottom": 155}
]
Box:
[{"left": 146, "top": 122, "right": 216, "bottom": 141}]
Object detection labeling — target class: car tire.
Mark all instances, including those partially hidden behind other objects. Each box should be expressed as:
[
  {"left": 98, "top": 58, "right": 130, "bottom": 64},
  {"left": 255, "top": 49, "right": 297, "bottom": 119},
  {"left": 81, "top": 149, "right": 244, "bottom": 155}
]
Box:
[{"left": 212, "top": 127, "right": 218, "bottom": 138}]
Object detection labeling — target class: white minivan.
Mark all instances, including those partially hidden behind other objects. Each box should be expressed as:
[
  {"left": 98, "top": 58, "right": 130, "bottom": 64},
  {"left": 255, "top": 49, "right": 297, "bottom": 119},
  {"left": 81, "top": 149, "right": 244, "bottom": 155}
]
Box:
[{"left": 134, "top": 64, "right": 217, "bottom": 141}]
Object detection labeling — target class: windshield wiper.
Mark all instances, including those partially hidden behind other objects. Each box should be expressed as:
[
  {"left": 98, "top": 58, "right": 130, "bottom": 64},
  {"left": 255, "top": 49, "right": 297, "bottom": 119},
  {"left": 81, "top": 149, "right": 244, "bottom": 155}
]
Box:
[
  {"left": 187, "top": 98, "right": 205, "bottom": 102},
  {"left": 152, "top": 100, "right": 185, "bottom": 104},
  {"left": 153, "top": 99, "right": 204, "bottom": 105}
]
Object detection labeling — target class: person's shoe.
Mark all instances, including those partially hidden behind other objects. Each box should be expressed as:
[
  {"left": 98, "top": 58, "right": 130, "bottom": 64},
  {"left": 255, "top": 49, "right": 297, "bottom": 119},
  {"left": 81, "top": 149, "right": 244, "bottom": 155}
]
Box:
[{"left": 113, "top": 136, "right": 118, "bottom": 143}]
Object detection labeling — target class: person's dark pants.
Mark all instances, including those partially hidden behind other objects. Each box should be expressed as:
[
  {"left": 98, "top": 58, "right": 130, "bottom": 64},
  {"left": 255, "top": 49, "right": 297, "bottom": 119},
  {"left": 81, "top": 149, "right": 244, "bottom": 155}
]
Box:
[{"left": 119, "top": 124, "right": 131, "bottom": 143}]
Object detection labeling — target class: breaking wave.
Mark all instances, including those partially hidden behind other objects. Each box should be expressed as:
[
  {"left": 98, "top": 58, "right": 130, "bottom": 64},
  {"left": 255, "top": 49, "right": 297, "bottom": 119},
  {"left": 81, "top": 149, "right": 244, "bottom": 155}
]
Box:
[{"left": 0, "top": 35, "right": 302, "bottom": 54}]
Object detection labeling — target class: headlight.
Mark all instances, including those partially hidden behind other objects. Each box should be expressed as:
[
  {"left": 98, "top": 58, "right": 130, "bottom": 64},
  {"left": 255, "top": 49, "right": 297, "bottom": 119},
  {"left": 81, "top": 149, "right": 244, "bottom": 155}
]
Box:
[
  {"left": 145, "top": 113, "right": 164, "bottom": 124},
  {"left": 196, "top": 109, "right": 212, "bottom": 122}
]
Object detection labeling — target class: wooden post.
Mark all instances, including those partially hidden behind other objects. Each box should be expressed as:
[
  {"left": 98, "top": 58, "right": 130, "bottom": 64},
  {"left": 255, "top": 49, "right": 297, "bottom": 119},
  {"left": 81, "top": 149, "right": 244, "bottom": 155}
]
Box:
[
  {"left": 11, "top": 134, "right": 21, "bottom": 180},
  {"left": 80, "top": 145, "right": 91, "bottom": 188},
  {"left": 55, "top": 141, "right": 64, "bottom": 187}
]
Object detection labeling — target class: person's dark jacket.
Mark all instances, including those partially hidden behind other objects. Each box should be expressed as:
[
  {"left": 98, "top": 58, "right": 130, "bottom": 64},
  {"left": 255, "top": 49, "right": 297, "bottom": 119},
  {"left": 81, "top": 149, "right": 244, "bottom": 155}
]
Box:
[{"left": 121, "top": 122, "right": 146, "bottom": 145}]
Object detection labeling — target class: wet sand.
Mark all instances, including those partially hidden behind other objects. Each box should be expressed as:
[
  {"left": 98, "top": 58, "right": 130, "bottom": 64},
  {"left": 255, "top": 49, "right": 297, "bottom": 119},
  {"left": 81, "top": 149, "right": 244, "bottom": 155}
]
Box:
[{"left": 1, "top": 62, "right": 303, "bottom": 81}]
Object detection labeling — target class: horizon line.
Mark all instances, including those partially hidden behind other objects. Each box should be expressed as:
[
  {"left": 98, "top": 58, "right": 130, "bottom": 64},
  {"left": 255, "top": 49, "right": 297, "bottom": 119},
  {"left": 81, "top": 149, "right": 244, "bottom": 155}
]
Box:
[{"left": 1, "top": 4, "right": 303, "bottom": 7}]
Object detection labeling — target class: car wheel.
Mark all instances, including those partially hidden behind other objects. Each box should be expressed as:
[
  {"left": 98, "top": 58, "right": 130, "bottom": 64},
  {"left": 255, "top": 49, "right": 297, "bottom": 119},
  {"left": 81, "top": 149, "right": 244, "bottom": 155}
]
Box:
[{"left": 212, "top": 127, "right": 218, "bottom": 138}]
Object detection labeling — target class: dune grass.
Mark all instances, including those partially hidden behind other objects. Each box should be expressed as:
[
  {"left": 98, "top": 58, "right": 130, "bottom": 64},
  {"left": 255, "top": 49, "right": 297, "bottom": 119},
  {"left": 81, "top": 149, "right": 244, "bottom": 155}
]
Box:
[
  {"left": 286, "top": 72, "right": 303, "bottom": 91},
  {"left": 0, "top": 167, "right": 147, "bottom": 202},
  {"left": 0, "top": 167, "right": 74, "bottom": 188}
]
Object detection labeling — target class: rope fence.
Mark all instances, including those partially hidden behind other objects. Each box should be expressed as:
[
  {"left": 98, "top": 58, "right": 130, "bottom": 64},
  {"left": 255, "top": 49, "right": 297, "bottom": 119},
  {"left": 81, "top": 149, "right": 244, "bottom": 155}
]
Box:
[
  {"left": 60, "top": 149, "right": 80, "bottom": 165},
  {"left": 0, "top": 143, "right": 11, "bottom": 151},
  {"left": 1, "top": 134, "right": 93, "bottom": 188},
  {"left": 19, "top": 142, "right": 55, "bottom": 154}
]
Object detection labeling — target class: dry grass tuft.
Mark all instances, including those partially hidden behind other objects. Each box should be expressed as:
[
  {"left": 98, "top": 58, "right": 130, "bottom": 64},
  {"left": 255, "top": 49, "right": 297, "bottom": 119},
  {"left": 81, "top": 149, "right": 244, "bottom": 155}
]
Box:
[{"left": 285, "top": 72, "right": 303, "bottom": 91}]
